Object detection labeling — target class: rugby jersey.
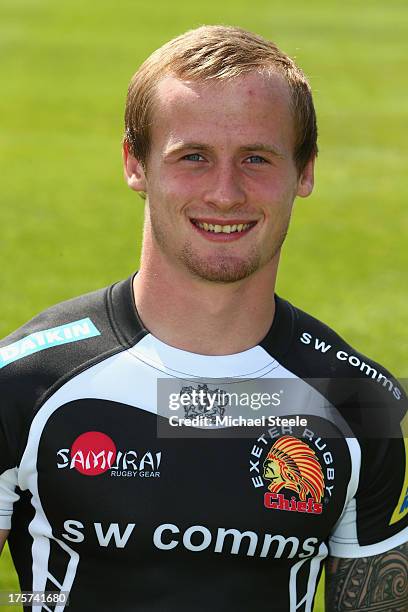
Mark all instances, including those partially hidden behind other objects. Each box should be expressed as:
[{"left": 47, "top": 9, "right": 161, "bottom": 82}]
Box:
[{"left": 1, "top": 275, "right": 407, "bottom": 611}]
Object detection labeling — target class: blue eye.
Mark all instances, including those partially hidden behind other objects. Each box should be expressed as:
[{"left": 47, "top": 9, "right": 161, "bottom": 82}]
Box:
[
  {"left": 246, "top": 155, "right": 267, "bottom": 164},
  {"left": 183, "top": 153, "right": 205, "bottom": 162}
]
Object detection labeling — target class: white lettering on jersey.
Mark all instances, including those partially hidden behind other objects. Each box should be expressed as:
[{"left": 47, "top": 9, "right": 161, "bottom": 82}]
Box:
[
  {"left": 314, "top": 339, "right": 332, "bottom": 353},
  {"left": 57, "top": 449, "right": 70, "bottom": 468},
  {"left": 300, "top": 332, "right": 332, "bottom": 353},
  {"left": 260, "top": 535, "right": 299, "bottom": 558},
  {"left": 62, "top": 520, "right": 85, "bottom": 543},
  {"left": 183, "top": 526, "right": 212, "bottom": 552},
  {"left": 59, "top": 519, "right": 321, "bottom": 561},
  {"left": 94, "top": 522, "right": 135, "bottom": 548},
  {"left": 214, "top": 528, "right": 258, "bottom": 556},
  {"left": 153, "top": 523, "right": 179, "bottom": 550},
  {"left": 299, "top": 538, "right": 319, "bottom": 559}
]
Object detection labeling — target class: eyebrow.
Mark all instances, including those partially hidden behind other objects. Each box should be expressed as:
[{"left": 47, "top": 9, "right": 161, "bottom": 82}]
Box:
[
  {"left": 239, "top": 143, "right": 285, "bottom": 158},
  {"left": 164, "top": 141, "right": 285, "bottom": 158}
]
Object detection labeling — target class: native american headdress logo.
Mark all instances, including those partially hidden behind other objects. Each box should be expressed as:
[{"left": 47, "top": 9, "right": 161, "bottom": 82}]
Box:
[{"left": 263, "top": 436, "right": 325, "bottom": 502}]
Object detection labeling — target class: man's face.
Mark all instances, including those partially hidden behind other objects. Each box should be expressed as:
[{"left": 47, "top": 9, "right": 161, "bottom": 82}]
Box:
[{"left": 125, "top": 71, "right": 314, "bottom": 283}]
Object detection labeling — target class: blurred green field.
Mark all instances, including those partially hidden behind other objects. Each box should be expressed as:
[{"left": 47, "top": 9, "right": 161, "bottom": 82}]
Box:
[{"left": 1, "top": 1, "right": 407, "bottom": 610}]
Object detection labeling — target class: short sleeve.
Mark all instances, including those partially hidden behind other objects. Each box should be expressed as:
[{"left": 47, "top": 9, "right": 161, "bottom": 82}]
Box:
[
  {"left": 329, "top": 383, "right": 408, "bottom": 557},
  {"left": 0, "top": 388, "right": 22, "bottom": 528},
  {"left": 0, "top": 330, "right": 29, "bottom": 530},
  {"left": 0, "top": 468, "right": 19, "bottom": 529}
]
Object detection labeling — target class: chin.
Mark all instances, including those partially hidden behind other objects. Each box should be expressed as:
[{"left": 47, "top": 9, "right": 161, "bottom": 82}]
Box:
[
  {"left": 179, "top": 245, "right": 262, "bottom": 283},
  {"left": 186, "top": 257, "right": 260, "bottom": 283}
]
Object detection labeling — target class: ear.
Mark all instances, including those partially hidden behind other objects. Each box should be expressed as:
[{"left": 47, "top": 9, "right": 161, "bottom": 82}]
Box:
[
  {"left": 123, "top": 140, "right": 147, "bottom": 193},
  {"left": 296, "top": 156, "right": 315, "bottom": 198}
]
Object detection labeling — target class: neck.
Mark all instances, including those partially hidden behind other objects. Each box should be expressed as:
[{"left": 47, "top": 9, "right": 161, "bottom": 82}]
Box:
[{"left": 133, "top": 246, "right": 279, "bottom": 356}]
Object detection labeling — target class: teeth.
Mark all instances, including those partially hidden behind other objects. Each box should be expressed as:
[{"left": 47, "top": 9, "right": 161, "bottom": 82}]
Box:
[{"left": 195, "top": 221, "right": 253, "bottom": 234}]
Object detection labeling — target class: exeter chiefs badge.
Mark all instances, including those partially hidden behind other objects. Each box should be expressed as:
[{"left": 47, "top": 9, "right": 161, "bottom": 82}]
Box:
[
  {"left": 249, "top": 430, "right": 335, "bottom": 514},
  {"left": 263, "top": 436, "right": 325, "bottom": 514}
]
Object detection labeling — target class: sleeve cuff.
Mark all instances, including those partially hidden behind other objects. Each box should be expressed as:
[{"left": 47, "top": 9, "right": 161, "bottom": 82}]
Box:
[{"left": 329, "top": 524, "right": 408, "bottom": 558}]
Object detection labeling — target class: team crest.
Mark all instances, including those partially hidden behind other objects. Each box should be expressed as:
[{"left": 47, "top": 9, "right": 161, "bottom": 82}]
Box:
[
  {"left": 249, "top": 425, "right": 336, "bottom": 514},
  {"left": 252, "top": 434, "right": 328, "bottom": 514},
  {"left": 264, "top": 435, "right": 324, "bottom": 498}
]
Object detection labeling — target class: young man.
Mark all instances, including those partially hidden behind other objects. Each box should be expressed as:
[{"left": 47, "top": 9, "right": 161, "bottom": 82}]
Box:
[{"left": 1, "top": 25, "right": 407, "bottom": 611}]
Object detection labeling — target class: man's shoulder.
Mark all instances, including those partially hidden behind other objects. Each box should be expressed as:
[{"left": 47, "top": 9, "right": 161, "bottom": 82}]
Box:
[
  {"left": 272, "top": 295, "right": 397, "bottom": 382},
  {"left": 267, "top": 296, "right": 406, "bottom": 439},
  {"left": 0, "top": 276, "right": 140, "bottom": 390},
  {"left": 265, "top": 295, "right": 405, "bottom": 413},
  {"left": 0, "top": 277, "right": 144, "bottom": 469},
  {"left": 1, "top": 283, "right": 110, "bottom": 359}
]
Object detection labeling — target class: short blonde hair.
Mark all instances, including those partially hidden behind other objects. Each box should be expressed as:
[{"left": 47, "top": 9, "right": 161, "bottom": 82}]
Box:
[{"left": 124, "top": 25, "right": 317, "bottom": 174}]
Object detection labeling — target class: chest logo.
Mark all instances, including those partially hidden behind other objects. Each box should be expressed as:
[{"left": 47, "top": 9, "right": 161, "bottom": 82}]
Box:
[
  {"left": 56, "top": 431, "right": 162, "bottom": 478},
  {"left": 263, "top": 436, "right": 325, "bottom": 514},
  {"left": 250, "top": 426, "right": 336, "bottom": 514}
]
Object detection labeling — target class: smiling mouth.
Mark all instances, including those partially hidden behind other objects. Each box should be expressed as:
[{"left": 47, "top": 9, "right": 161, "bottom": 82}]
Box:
[{"left": 191, "top": 220, "right": 257, "bottom": 234}]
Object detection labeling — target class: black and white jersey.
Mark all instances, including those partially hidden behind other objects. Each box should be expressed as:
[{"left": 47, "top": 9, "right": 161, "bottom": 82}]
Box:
[{"left": 1, "top": 276, "right": 407, "bottom": 612}]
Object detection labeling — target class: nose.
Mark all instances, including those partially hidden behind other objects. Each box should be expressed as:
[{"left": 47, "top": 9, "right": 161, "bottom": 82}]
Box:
[{"left": 203, "top": 163, "right": 246, "bottom": 210}]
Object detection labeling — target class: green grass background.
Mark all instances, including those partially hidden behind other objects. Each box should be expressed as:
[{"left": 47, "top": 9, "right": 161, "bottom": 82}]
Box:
[{"left": 1, "top": 1, "right": 407, "bottom": 610}]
